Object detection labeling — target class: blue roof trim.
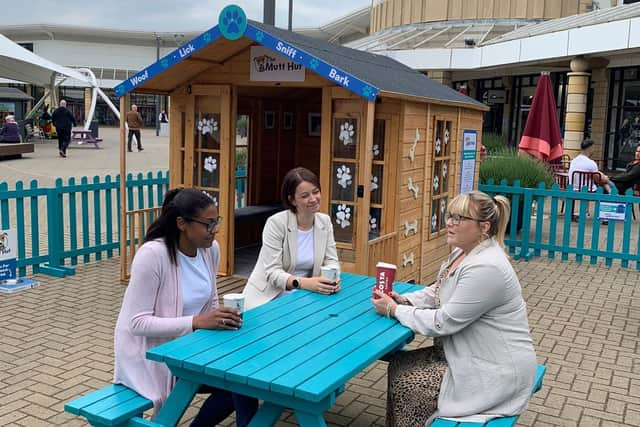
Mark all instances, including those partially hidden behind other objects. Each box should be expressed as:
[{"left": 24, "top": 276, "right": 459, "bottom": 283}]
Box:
[
  {"left": 114, "top": 26, "right": 222, "bottom": 97},
  {"left": 245, "top": 24, "right": 379, "bottom": 102}
]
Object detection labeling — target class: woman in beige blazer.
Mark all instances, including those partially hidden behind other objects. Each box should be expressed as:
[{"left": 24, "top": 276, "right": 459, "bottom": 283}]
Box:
[{"left": 243, "top": 167, "right": 341, "bottom": 310}]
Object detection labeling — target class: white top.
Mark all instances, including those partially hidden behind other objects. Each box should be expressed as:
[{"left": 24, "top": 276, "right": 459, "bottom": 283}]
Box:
[
  {"left": 568, "top": 154, "right": 598, "bottom": 191},
  {"left": 293, "top": 227, "right": 314, "bottom": 277},
  {"left": 177, "top": 249, "right": 212, "bottom": 316}
]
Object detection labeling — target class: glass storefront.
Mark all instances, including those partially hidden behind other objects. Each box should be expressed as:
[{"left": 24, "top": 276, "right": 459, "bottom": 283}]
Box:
[{"left": 605, "top": 67, "right": 640, "bottom": 169}]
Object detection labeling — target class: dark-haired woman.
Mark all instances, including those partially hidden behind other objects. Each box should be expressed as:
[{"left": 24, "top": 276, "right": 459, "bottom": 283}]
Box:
[
  {"left": 243, "top": 167, "right": 341, "bottom": 310},
  {"left": 114, "top": 188, "right": 257, "bottom": 426}
]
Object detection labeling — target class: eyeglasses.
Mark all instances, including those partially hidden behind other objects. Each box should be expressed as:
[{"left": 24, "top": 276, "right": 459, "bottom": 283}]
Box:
[
  {"left": 187, "top": 216, "right": 223, "bottom": 232},
  {"left": 444, "top": 213, "right": 481, "bottom": 225}
]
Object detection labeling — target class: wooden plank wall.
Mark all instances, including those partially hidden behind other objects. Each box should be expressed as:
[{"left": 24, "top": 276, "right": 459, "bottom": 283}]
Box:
[{"left": 370, "top": 0, "right": 602, "bottom": 32}]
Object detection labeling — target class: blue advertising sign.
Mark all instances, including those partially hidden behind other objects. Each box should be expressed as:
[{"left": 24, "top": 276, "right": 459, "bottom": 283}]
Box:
[
  {"left": 0, "top": 229, "right": 17, "bottom": 281},
  {"left": 244, "top": 24, "right": 378, "bottom": 101},
  {"left": 460, "top": 130, "right": 478, "bottom": 193},
  {"left": 114, "top": 26, "right": 222, "bottom": 97}
]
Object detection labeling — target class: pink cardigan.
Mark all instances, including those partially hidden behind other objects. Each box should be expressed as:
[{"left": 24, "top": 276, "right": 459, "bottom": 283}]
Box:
[{"left": 113, "top": 239, "right": 220, "bottom": 415}]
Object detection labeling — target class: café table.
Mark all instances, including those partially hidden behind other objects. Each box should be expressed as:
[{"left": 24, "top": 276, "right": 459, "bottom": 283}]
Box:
[
  {"left": 71, "top": 129, "right": 101, "bottom": 148},
  {"left": 147, "top": 272, "right": 421, "bottom": 427}
]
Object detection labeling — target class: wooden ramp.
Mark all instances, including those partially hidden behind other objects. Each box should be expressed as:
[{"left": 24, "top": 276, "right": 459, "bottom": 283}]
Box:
[{"left": 216, "top": 275, "right": 247, "bottom": 305}]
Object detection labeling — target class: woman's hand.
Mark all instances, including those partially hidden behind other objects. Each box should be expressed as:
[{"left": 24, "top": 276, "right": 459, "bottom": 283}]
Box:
[
  {"left": 301, "top": 277, "right": 341, "bottom": 295},
  {"left": 389, "top": 291, "right": 411, "bottom": 305},
  {"left": 371, "top": 290, "right": 397, "bottom": 318},
  {"left": 193, "top": 307, "right": 242, "bottom": 330}
]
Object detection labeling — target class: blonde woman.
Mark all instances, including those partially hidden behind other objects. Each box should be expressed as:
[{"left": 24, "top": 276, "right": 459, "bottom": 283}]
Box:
[{"left": 372, "top": 191, "right": 537, "bottom": 426}]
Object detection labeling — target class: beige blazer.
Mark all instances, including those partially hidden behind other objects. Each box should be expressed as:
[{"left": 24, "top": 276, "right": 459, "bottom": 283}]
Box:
[{"left": 243, "top": 209, "right": 340, "bottom": 310}]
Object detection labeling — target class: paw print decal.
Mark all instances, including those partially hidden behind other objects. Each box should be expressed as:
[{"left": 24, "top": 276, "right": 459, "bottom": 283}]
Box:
[
  {"left": 442, "top": 162, "right": 448, "bottom": 178},
  {"left": 115, "top": 86, "right": 124, "bottom": 96},
  {"left": 336, "top": 165, "right": 352, "bottom": 189},
  {"left": 308, "top": 58, "right": 319, "bottom": 70},
  {"left": 202, "top": 191, "right": 219, "bottom": 207},
  {"left": 433, "top": 175, "right": 440, "bottom": 192},
  {"left": 204, "top": 156, "right": 217, "bottom": 173},
  {"left": 435, "top": 137, "right": 442, "bottom": 155},
  {"left": 339, "top": 122, "right": 355, "bottom": 145},
  {"left": 219, "top": 5, "right": 246, "bottom": 40},
  {"left": 335, "top": 204, "right": 351, "bottom": 229},
  {"left": 369, "top": 215, "right": 377, "bottom": 232},
  {"left": 197, "top": 117, "right": 218, "bottom": 136},
  {"left": 371, "top": 175, "right": 379, "bottom": 192},
  {"left": 444, "top": 128, "right": 450, "bottom": 145},
  {"left": 372, "top": 144, "right": 380, "bottom": 157},
  {"left": 255, "top": 31, "right": 264, "bottom": 42},
  {"left": 161, "top": 58, "right": 169, "bottom": 68},
  {"left": 203, "top": 32, "right": 212, "bottom": 43},
  {"left": 431, "top": 213, "right": 438, "bottom": 232},
  {"left": 362, "top": 85, "right": 374, "bottom": 98},
  {"left": 440, "top": 199, "right": 447, "bottom": 214}
]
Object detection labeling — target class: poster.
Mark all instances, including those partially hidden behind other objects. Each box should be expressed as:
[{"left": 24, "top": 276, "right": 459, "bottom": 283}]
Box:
[
  {"left": 0, "top": 229, "right": 17, "bottom": 281},
  {"left": 598, "top": 202, "right": 626, "bottom": 221},
  {"left": 250, "top": 46, "right": 305, "bottom": 82},
  {"left": 460, "top": 130, "right": 477, "bottom": 194}
]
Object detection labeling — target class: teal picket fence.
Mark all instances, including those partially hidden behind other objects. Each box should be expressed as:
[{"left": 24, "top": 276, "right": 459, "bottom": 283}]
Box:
[
  {"left": 0, "top": 171, "right": 169, "bottom": 278},
  {"left": 479, "top": 179, "right": 640, "bottom": 269}
]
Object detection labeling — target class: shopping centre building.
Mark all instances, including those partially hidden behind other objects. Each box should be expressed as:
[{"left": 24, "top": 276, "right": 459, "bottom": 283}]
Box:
[{"left": 4, "top": 1, "right": 640, "bottom": 168}]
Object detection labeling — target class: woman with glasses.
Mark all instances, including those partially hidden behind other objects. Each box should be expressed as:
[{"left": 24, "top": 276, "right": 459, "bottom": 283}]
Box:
[
  {"left": 372, "top": 191, "right": 537, "bottom": 427},
  {"left": 114, "top": 188, "right": 257, "bottom": 426},
  {"left": 243, "top": 167, "right": 341, "bottom": 310}
]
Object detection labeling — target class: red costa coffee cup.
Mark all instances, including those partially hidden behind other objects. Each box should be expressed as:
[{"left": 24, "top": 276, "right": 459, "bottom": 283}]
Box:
[{"left": 373, "top": 262, "right": 396, "bottom": 299}]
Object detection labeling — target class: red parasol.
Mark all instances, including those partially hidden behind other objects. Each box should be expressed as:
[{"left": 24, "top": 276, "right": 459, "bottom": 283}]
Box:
[{"left": 518, "top": 73, "right": 563, "bottom": 161}]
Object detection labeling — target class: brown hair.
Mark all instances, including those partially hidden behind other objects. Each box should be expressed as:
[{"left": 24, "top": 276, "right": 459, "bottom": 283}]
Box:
[
  {"left": 447, "top": 191, "right": 510, "bottom": 249},
  {"left": 281, "top": 167, "right": 321, "bottom": 212}
]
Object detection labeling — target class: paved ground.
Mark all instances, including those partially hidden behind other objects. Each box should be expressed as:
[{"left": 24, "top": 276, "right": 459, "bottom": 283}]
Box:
[{"left": 1, "top": 255, "right": 639, "bottom": 426}]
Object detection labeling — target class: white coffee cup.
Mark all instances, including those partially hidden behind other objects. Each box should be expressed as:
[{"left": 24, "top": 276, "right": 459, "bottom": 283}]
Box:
[
  {"left": 320, "top": 266, "right": 339, "bottom": 282},
  {"left": 223, "top": 293, "right": 245, "bottom": 316}
]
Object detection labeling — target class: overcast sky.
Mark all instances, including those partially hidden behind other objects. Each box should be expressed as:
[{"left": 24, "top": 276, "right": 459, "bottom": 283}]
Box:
[{"left": 0, "top": 0, "right": 372, "bottom": 31}]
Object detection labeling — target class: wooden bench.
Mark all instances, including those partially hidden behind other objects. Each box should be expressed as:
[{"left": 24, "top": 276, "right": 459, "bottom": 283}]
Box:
[
  {"left": 431, "top": 364, "right": 547, "bottom": 427},
  {"left": 0, "top": 142, "right": 34, "bottom": 159},
  {"left": 64, "top": 383, "right": 161, "bottom": 427}
]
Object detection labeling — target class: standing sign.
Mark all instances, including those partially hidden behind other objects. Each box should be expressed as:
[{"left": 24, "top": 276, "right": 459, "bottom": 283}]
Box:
[
  {"left": 460, "top": 130, "right": 478, "bottom": 194},
  {"left": 250, "top": 46, "right": 305, "bottom": 82},
  {"left": 0, "top": 229, "right": 17, "bottom": 281}
]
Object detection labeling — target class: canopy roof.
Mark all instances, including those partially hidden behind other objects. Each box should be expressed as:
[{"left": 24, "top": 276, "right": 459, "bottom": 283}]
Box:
[
  {"left": 0, "top": 87, "right": 33, "bottom": 100},
  {"left": 115, "top": 6, "right": 485, "bottom": 110},
  {"left": 0, "top": 33, "right": 90, "bottom": 86}
]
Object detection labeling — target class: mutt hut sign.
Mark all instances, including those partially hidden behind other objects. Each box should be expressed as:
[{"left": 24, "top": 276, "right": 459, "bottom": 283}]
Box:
[
  {"left": 0, "top": 229, "right": 17, "bottom": 281},
  {"left": 250, "top": 46, "right": 305, "bottom": 82}
]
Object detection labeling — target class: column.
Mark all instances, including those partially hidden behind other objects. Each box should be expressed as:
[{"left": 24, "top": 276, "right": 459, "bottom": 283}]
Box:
[
  {"left": 84, "top": 88, "right": 92, "bottom": 126},
  {"left": 427, "top": 70, "right": 452, "bottom": 87},
  {"left": 563, "top": 56, "right": 590, "bottom": 159}
]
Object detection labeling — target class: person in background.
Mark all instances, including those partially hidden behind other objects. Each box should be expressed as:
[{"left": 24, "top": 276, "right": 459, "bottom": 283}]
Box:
[
  {"left": 159, "top": 110, "right": 169, "bottom": 123},
  {"left": 242, "top": 167, "right": 341, "bottom": 310},
  {"left": 126, "top": 104, "right": 144, "bottom": 152},
  {"left": 0, "top": 115, "right": 21, "bottom": 143},
  {"left": 114, "top": 188, "right": 257, "bottom": 426},
  {"left": 51, "top": 100, "right": 76, "bottom": 158},
  {"left": 568, "top": 139, "right": 611, "bottom": 193},
  {"left": 372, "top": 191, "right": 537, "bottom": 427},
  {"left": 611, "top": 144, "right": 640, "bottom": 195}
]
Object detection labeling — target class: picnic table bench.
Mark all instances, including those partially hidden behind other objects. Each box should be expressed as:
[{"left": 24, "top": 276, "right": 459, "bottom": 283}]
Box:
[
  {"left": 71, "top": 129, "right": 102, "bottom": 148},
  {"left": 65, "top": 273, "right": 547, "bottom": 427}
]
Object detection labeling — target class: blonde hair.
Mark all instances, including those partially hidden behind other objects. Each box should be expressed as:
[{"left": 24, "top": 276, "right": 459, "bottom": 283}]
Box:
[{"left": 447, "top": 191, "right": 510, "bottom": 249}]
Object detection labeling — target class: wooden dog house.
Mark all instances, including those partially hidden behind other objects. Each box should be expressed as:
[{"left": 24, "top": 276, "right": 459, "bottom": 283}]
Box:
[{"left": 116, "top": 6, "right": 488, "bottom": 283}]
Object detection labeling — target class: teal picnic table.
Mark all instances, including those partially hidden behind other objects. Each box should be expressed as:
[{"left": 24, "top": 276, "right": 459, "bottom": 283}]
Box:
[{"left": 147, "top": 272, "right": 420, "bottom": 427}]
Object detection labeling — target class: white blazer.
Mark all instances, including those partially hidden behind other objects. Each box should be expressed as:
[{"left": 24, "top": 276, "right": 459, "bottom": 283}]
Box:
[{"left": 243, "top": 209, "right": 340, "bottom": 310}]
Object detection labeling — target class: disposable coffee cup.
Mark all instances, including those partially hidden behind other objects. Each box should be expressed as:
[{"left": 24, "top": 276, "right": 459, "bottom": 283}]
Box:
[
  {"left": 320, "top": 266, "right": 339, "bottom": 283},
  {"left": 223, "top": 293, "right": 245, "bottom": 318},
  {"left": 373, "top": 262, "right": 397, "bottom": 299}
]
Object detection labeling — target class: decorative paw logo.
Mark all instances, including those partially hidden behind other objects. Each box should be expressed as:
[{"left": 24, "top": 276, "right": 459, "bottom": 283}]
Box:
[
  {"left": 442, "top": 162, "right": 448, "bottom": 178},
  {"left": 431, "top": 213, "right": 438, "bottom": 232},
  {"left": 335, "top": 204, "right": 351, "bottom": 229},
  {"left": 203, "top": 32, "right": 212, "bottom": 43},
  {"left": 336, "top": 165, "right": 352, "bottom": 189},
  {"left": 197, "top": 118, "right": 218, "bottom": 136},
  {"left": 362, "top": 85, "right": 373, "bottom": 98},
  {"left": 440, "top": 199, "right": 447, "bottom": 214},
  {"left": 308, "top": 58, "right": 319, "bottom": 70},
  {"left": 444, "top": 128, "right": 450, "bottom": 145},
  {"left": 369, "top": 215, "right": 377, "bottom": 232},
  {"left": 433, "top": 175, "right": 439, "bottom": 192},
  {"left": 435, "top": 137, "right": 442, "bottom": 155},
  {"left": 161, "top": 58, "right": 169, "bottom": 69},
  {"left": 204, "top": 156, "right": 217, "bottom": 173},
  {"left": 115, "top": 86, "right": 124, "bottom": 96},
  {"left": 255, "top": 31, "right": 264, "bottom": 42},
  {"left": 339, "top": 122, "right": 354, "bottom": 145},
  {"left": 371, "top": 175, "right": 379, "bottom": 192},
  {"left": 372, "top": 144, "right": 380, "bottom": 157},
  {"left": 219, "top": 5, "right": 247, "bottom": 40}
]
